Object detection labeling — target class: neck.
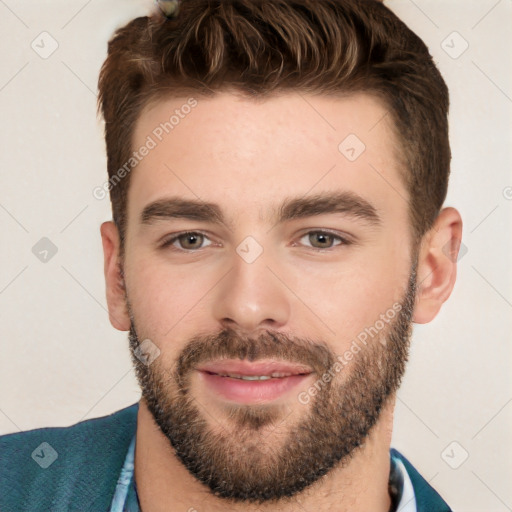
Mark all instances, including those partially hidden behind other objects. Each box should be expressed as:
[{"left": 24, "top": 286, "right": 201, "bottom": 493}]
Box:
[{"left": 134, "top": 396, "right": 395, "bottom": 512}]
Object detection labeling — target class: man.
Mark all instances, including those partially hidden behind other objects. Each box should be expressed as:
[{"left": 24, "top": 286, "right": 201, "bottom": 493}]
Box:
[{"left": 0, "top": 0, "right": 462, "bottom": 510}]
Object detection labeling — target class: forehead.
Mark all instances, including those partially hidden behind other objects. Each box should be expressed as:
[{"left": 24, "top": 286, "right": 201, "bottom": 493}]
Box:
[{"left": 128, "top": 90, "right": 408, "bottom": 224}]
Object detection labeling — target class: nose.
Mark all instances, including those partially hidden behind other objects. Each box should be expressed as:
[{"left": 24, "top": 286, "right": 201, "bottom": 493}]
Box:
[{"left": 211, "top": 248, "right": 291, "bottom": 334}]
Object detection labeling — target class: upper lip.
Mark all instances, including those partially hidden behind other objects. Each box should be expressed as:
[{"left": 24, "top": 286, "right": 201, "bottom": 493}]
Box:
[{"left": 196, "top": 359, "right": 313, "bottom": 376}]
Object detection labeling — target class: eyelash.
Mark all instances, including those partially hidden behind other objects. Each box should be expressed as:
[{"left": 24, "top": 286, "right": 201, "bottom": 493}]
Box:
[
  {"left": 295, "top": 230, "right": 352, "bottom": 251},
  {"left": 159, "top": 230, "right": 352, "bottom": 252},
  {"left": 160, "top": 231, "right": 214, "bottom": 251}
]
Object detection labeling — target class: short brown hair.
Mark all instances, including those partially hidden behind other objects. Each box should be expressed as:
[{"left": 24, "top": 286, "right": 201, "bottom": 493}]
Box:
[{"left": 97, "top": 0, "right": 450, "bottom": 248}]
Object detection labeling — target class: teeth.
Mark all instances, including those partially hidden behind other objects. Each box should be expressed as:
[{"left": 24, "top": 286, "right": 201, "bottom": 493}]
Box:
[
  {"left": 238, "top": 375, "right": 271, "bottom": 381},
  {"left": 217, "top": 372, "right": 293, "bottom": 380}
]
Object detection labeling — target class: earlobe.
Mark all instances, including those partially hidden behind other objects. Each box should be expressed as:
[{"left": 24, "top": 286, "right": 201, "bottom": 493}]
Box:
[
  {"left": 100, "top": 221, "right": 131, "bottom": 331},
  {"left": 413, "top": 207, "right": 463, "bottom": 324}
]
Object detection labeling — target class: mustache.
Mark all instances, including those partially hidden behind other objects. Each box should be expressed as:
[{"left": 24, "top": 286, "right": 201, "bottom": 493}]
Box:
[{"left": 173, "top": 327, "right": 336, "bottom": 384}]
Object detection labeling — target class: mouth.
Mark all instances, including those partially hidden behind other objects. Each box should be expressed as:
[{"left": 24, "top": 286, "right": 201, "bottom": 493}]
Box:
[{"left": 195, "top": 359, "right": 314, "bottom": 404}]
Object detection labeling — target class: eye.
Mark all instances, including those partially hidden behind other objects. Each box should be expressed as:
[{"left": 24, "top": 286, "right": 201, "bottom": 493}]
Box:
[
  {"left": 161, "top": 231, "right": 213, "bottom": 251},
  {"left": 298, "top": 231, "right": 348, "bottom": 250}
]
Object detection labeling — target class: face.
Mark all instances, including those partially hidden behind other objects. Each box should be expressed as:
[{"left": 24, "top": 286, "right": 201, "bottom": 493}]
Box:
[{"left": 122, "top": 91, "right": 418, "bottom": 503}]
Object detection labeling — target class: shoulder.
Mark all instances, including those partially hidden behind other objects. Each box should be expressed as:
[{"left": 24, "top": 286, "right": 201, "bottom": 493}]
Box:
[
  {"left": 0, "top": 402, "right": 139, "bottom": 512},
  {"left": 391, "top": 448, "right": 452, "bottom": 512}
]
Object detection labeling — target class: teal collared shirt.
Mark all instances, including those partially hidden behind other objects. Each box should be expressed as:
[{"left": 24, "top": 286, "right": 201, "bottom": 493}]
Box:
[
  {"left": 109, "top": 434, "right": 418, "bottom": 512},
  {"left": 0, "top": 402, "right": 451, "bottom": 511}
]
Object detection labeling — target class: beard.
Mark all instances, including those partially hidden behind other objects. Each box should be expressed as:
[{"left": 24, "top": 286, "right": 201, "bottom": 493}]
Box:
[{"left": 127, "top": 264, "right": 417, "bottom": 505}]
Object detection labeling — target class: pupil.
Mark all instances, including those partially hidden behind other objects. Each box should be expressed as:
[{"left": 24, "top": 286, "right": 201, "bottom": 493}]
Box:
[
  {"left": 313, "top": 233, "right": 331, "bottom": 247},
  {"left": 183, "top": 234, "right": 201, "bottom": 248}
]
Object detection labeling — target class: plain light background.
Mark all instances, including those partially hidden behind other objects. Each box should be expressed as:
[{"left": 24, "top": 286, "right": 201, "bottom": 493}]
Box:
[{"left": 0, "top": 1, "right": 511, "bottom": 510}]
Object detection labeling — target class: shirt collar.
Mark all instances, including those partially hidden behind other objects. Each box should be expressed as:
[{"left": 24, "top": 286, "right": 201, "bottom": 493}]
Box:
[
  {"left": 391, "top": 451, "right": 418, "bottom": 512},
  {"left": 109, "top": 435, "right": 417, "bottom": 512}
]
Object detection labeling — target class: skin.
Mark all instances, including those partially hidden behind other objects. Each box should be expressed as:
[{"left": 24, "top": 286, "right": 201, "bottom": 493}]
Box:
[{"left": 101, "top": 91, "right": 462, "bottom": 511}]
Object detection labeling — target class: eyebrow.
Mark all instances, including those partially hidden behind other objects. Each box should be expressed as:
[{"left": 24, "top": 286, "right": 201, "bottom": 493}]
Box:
[
  {"left": 277, "top": 192, "right": 380, "bottom": 226},
  {"left": 140, "top": 191, "right": 381, "bottom": 229}
]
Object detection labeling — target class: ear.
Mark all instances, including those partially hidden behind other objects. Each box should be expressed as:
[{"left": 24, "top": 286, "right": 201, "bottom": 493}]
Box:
[
  {"left": 413, "top": 207, "right": 463, "bottom": 324},
  {"left": 100, "top": 221, "right": 131, "bottom": 331}
]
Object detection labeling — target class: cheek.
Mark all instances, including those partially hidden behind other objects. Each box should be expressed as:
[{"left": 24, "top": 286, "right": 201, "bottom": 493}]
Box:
[
  {"left": 124, "top": 255, "right": 219, "bottom": 340},
  {"left": 287, "top": 245, "right": 410, "bottom": 346}
]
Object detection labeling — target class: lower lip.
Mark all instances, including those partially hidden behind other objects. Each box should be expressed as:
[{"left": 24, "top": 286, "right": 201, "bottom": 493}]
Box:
[{"left": 198, "top": 371, "right": 312, "bottom": 404}]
